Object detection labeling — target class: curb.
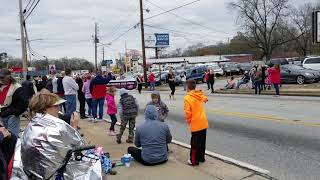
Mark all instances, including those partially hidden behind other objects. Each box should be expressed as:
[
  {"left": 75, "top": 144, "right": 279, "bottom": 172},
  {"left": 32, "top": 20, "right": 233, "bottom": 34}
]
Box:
[{"left": 100, "top": 118, "right": 274, "bottom": 179}]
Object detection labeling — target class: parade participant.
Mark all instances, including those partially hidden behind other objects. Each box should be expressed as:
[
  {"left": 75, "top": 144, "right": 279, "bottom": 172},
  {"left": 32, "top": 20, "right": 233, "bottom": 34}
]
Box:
[
  {"left": 128, "top": 105, "right": 172, "bottom": 166},
  {"left": 116, "top": 89, "right": 139, "bottom": 144},
  {"left": 106, "top": 87, "right": 118, "bottom": 136},
  {"left": 184, "top": 80, "right": 208, "bottom": 166}
]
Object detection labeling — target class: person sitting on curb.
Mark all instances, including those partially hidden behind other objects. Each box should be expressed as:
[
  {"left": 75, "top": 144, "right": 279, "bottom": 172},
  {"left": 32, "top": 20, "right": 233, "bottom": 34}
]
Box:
[
  {"left": 128, "top": 105, "right": 172, "bottom": 166},
  {"left": 146, "top": 91, "right": 169, "bottom": 122},
  {"left": 236, "top": 71, "right": 250, "bottom": 89},
  {"left": 221, "top": 76, "right": 236, "bottom": 90}
]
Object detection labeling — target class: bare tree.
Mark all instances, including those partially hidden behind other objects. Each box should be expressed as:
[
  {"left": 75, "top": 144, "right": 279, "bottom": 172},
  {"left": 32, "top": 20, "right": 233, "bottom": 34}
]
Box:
[
  {"left": 289, "top": 3, "right": 315, "bottom": 56},
  {"left": 229, "top": 0, "right": 300, "bottom": 60}
]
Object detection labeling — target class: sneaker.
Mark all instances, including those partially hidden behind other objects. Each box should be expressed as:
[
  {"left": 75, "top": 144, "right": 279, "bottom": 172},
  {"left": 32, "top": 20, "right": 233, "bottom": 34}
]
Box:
[
  {"left": 116, "top": 139, "right": 122, "bottom": 144},
  {"left": 187, "top": 159, "right": 199, "bottom": 166},
  {"left": 109, "top": 130, "right": 116, "bottom": 136},
  {"left": 88, "top": 117, "right": 93, "bottom": 122},
  {"left": 93, "top": 118, "right": 97, "bottom": 123}
]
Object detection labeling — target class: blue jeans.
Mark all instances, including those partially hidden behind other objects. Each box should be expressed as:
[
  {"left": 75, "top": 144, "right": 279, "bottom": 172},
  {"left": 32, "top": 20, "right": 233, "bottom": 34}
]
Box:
[
  {"left": 85, "top": 98, "right": 93, "bottom": 117},
  {"left": 65, "top": 95, "right": 77, "bottom": 115},
  {"left": 254, "top": 82, "right": 262, "bottom": 94},
  {"left": 92, "top": 98, "right": 105, "bottom": 119},
  {"left": 1, "top": 115, "right": 20, "bottom": 137},
  {"left": 236, "top": 80, "right": 246, "bottom": 89},
  {"left": 150, "top": 82, "right": 155, "bottom": 91},
  {"left": 183, "top": 81, "right": 186, "bottom": 91},
  {"left": 273, "top": 84, "right": 280, "bottom": 95}
]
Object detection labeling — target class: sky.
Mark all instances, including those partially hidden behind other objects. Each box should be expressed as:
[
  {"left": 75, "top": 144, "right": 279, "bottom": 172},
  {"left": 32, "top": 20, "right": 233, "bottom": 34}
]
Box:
[{"left": 0, "top": 0, "right": 317, "bottom": 64}]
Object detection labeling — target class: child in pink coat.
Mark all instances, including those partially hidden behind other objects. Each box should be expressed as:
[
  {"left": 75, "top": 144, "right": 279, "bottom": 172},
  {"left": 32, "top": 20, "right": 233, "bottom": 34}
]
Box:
[{"left": 106, "top": 87, "right": 118, "bottom": 136}]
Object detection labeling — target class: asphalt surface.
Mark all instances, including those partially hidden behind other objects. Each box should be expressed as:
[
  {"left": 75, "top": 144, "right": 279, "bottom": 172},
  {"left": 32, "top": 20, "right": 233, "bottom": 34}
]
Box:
[{"left": 86, "top": 84, "right": 320, "bottom": 180}]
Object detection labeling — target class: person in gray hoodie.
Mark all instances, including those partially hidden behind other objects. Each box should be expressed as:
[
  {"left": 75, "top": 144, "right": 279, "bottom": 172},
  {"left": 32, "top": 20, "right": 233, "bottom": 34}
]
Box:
[
  {"left": 146, "top": 91, "right": 169, "bottom": 122},
  {"left": 128, "top": 105, "right": 172, "bottom": 166}
]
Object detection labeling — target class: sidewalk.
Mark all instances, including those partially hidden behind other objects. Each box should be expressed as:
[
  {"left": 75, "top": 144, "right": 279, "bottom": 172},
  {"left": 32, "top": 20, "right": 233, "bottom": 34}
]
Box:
[{"left": 79, "top": 120, "right": 269, "bottom": 180}]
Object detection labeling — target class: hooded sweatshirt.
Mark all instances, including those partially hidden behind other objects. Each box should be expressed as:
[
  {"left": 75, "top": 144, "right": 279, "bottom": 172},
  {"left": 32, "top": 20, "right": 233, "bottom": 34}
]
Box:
[
  {"left": 184, "top": 90, "right": 208, "bottom": 132},
  {"left": 135, "top": 105, "right": 172, "bottom": 164},
  {"left": 118, "top": 88, "right": 139, "bottom": 119},
  {"left": 146, "top": 91, "right": 169, "bottom": 122}
]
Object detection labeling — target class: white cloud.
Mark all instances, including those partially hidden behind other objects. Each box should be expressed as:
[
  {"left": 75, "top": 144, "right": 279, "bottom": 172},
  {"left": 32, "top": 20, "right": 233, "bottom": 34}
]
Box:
[{"left": 0, "top": 0, "right": 318, "bottom": 63}]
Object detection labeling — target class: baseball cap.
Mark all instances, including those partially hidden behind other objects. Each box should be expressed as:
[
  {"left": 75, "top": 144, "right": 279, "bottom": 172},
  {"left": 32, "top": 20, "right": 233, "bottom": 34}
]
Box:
[{"left": 0, "top": 69, "right": 11, "bottom": 78}]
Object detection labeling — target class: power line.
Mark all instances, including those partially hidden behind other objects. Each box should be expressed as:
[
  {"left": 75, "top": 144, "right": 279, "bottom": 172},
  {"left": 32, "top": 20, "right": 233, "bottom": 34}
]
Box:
[
  {"left": 144, "top": 0, "right": 200, "bottom": 21},
  {"left": 107, "top": 23, "right": 139, "bottom": 45},
  {"left": 100, "top": 1, "right": 139, "bottom": 39},
  {"left": 145, "top": 0, "right": 230, "bottom": 35},
  {"left": 24, "top": 0, "right": 40, "bottom": 20},
  {"left": 24, "top": 0, "right": 34, "bottom": 12},
  {"left": 145, "top": 24, "right": 203, "bottom": 36}
]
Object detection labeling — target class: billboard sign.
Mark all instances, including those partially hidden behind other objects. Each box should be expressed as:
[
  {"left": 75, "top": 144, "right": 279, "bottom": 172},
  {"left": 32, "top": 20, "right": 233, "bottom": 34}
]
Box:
[{"left": 155, "top": 33, "right": 169, "bottom": 47}]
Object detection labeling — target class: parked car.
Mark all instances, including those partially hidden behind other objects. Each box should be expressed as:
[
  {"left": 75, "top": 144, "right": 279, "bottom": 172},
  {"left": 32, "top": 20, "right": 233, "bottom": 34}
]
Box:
[
  {"left": 237, "top": 63, "right": 252, "bottom": 74},
  {"left": 186, "top": 66, "right": 207, "bottom": 83},
  {"left": 281, "top": 65, "right": 320, "bottom": 84},
  {"left": 302, "top": 56, "right": 320, "bottom": 71},
  {"left": 267, "top": 58, "right": 289, "bottom": 67},
  {"left": 221, "top": 62, "right": 239, "bottom": 76}
]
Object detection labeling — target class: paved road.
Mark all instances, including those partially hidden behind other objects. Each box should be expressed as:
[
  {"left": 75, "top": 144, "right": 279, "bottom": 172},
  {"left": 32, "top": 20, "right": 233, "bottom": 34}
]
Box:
[
  {"left": 115, "top": 89, "right": 320, "bottom": 180},
  {"left": 90, "top": 87, "right": 320, "bottom": 180}
]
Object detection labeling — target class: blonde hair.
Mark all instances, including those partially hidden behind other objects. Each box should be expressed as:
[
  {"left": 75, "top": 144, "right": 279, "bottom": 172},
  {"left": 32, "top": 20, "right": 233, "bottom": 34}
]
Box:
[
  {"left": 29, "top": 89, "right": 60, "bottom": 117},
  {"left": 107, "top": 86, "right": 117, "bottom": 96}
]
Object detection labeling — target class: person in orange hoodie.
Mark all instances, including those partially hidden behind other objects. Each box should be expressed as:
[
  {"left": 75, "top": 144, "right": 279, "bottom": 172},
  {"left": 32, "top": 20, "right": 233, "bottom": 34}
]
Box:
[{"left": 184, "top": 79, "right": 209, "bottom": 166}]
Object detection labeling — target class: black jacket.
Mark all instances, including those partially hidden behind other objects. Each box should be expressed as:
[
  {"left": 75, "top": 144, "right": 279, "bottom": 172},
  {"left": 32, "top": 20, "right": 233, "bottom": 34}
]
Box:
[
  {"left": 57, "top": 77, "right": 64, "bottom": 94},
  {"left": 0, "top": 87, "right": 28, "bottom": 118},
  {"left": 21, "top": 80, "right": 35, "bottom": 99},
  {"left": 208, "top": 74, "right": 215, "bottom": 83}
]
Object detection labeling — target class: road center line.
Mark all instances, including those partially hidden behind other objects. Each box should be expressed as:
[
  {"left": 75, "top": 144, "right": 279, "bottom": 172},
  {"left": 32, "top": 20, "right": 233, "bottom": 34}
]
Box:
[{"left": 207, "top": 109, "right": 320, "bottom": 128}]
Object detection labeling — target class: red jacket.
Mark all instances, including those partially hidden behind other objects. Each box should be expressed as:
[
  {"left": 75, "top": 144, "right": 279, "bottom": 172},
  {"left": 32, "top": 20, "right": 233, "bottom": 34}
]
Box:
[
  {"left": 270, "top": 68, "right": 281, "bottom": 84},
  {"left": 149, "top": 73, "right": 155, "bottom": 83}
]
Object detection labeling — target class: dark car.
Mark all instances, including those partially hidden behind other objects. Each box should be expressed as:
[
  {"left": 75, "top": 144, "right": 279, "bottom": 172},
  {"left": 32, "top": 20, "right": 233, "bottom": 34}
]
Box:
[
  {"left": 222, "top": 62, "right": 240, "bottom": 76},
  {"left": 267, "top": 58, "right": 289, "bottom": 67},
  {"left": 237, "top": 63, "right": 252, "bottom": 74},
  {"left": 281, "top": 65, "right": 320, "bottom": 84},
  {"left": 186, "top": 66, "right": 207, "bottom": 83}
]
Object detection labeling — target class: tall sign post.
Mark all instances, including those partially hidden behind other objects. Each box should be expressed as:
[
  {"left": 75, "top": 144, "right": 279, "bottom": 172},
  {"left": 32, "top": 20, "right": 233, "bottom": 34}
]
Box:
[{"left": 312, "top": 11, "right": 320, "bottom": 44}]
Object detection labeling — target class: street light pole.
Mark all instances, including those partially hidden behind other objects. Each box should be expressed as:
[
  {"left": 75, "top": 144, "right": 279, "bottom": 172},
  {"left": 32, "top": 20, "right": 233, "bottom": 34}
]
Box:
[
  {"left": 94, "top": 22, "right": 99, "bottom": 71},
  {"left": 139, "top": 0, "right": 148, "bottom": 88},
  {"left": 19, "top": 0, "right": 27, "bottom": 79}
]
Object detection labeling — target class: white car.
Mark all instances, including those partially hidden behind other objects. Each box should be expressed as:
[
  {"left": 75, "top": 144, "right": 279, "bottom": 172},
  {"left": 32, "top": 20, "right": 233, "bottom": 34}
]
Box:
[
  {"left": 302, "top": 57, "right": 320, "bottom": 71},
  {"left": 206, "top": 64, "right": 224, "bottom": 77}
]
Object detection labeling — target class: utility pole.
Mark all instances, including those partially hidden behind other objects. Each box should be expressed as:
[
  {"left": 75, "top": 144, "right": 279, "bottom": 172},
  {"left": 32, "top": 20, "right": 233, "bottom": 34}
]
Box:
[
  {"left": 102, "top": 47, "right": 105, "bottom": 62},
  {"left": 19, "top": 0, "right": 27, "bottom": 79},
  {"left": 94, "top": 22, "right": 99, "bottom": 71},
  {"left": 125, "top": 41, "right": 128, "bottom": 75},
  {"left": 139, "top": 0, "right": 148, "bottom": 88}
]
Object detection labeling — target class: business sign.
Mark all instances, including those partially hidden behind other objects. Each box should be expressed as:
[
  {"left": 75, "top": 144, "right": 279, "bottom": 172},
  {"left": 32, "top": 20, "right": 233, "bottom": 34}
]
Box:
[
  {"left": 155, "top": 33, "right": 169, "bottom": 47},
  {"left": 107, "top": 80, "right": 137, "bottom": 90},
  {"left": 102, "top": 60, "right": 113, "bottom": 65},
  {"left": 313, "top": 11, "right": 320, "bottom": 43}
]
